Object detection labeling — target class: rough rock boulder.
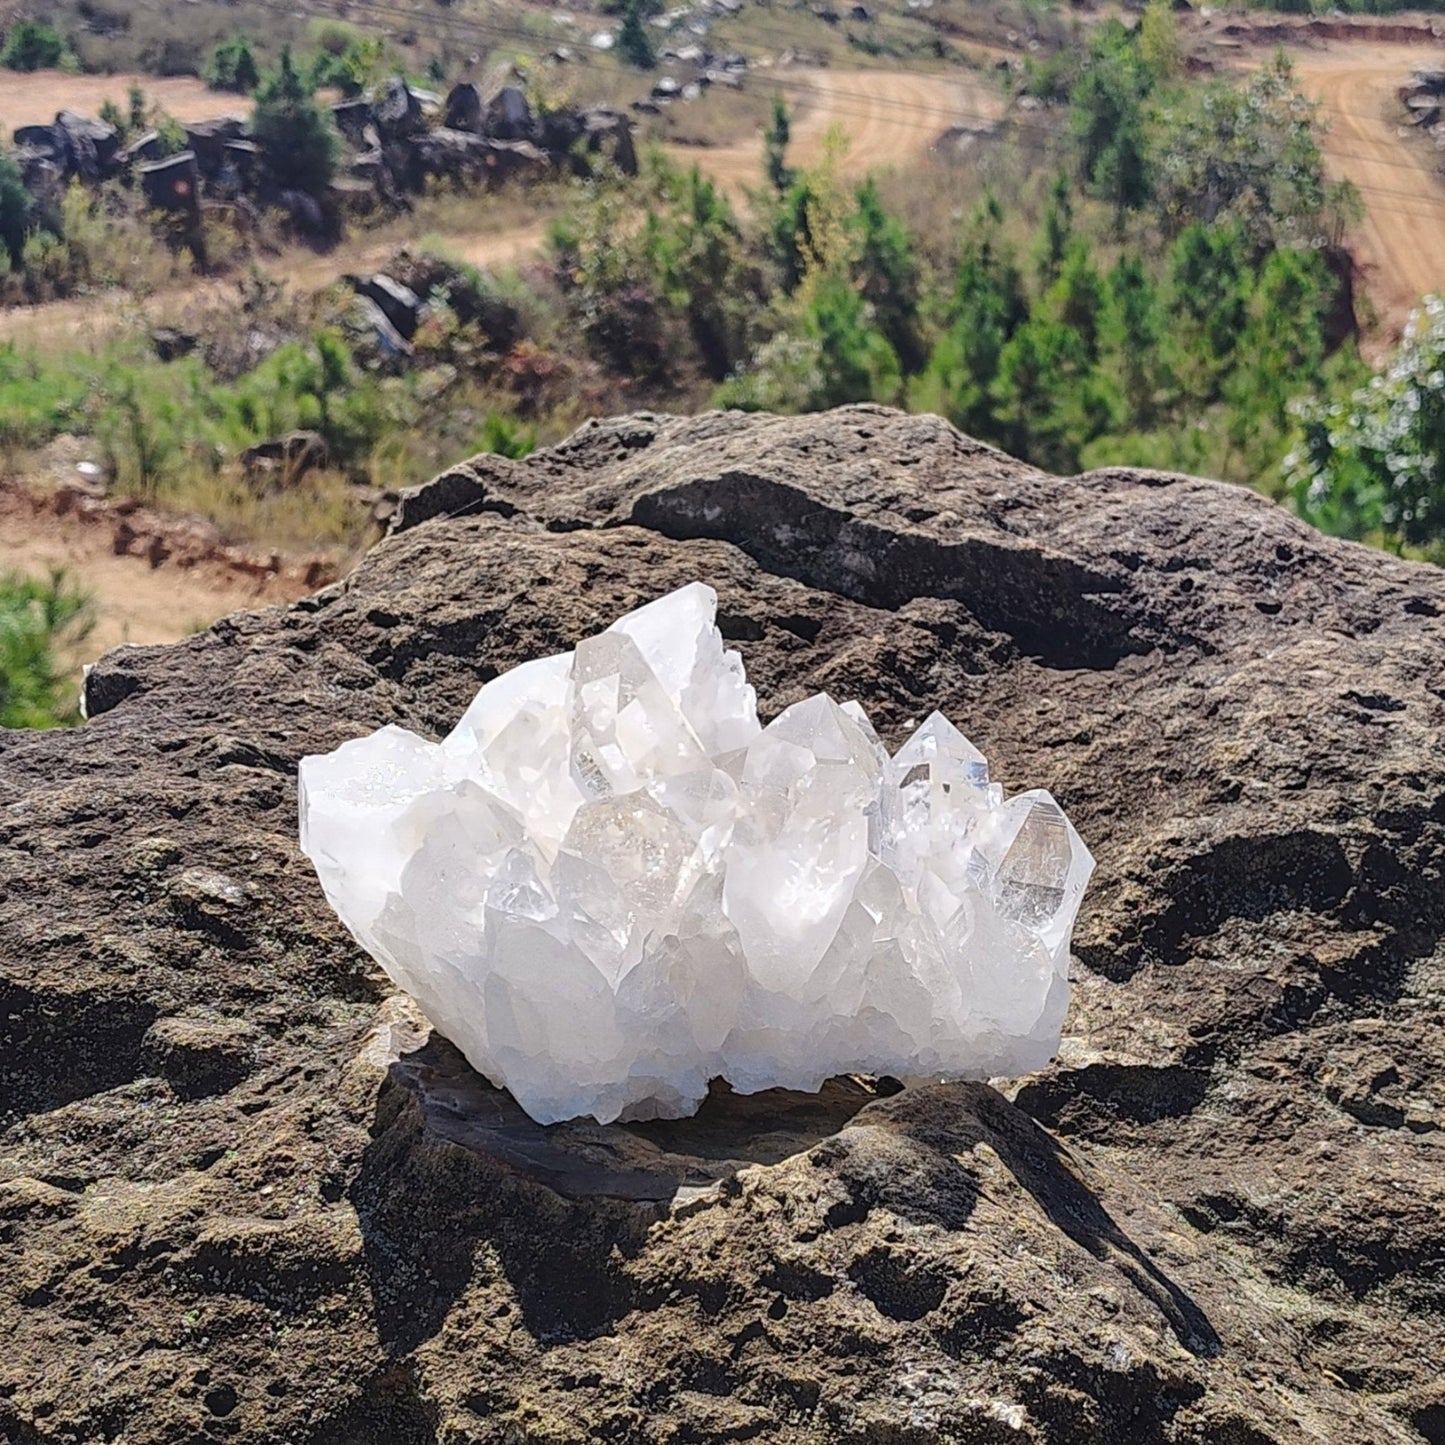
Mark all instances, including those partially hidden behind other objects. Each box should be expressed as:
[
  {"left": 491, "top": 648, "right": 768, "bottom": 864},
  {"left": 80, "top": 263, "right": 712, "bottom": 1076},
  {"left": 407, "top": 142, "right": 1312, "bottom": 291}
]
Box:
[{"left": 1, "top": 407, "right": 1442, "bottom": 1444}]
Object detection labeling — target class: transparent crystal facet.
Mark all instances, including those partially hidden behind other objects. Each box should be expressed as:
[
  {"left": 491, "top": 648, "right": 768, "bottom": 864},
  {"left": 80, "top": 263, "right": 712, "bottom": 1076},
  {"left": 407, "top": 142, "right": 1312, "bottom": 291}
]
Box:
[{"left": 299, "top": 584, "right": 1095, "bottom": 1125}]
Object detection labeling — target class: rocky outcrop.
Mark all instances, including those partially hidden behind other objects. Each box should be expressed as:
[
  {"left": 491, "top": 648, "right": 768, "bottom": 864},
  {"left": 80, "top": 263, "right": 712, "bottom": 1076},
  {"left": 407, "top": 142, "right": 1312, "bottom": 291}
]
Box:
[{"left": 2, "top": 407, "right": 1443, "bottom": 1443}]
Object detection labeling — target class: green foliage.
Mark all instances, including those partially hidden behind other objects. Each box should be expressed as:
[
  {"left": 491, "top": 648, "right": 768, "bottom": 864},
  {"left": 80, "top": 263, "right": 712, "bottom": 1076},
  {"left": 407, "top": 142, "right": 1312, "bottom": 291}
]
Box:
[
  {"left": 912, "top": 197, "right": 1027, "bottom": 437},
  {"left": 849, "top": 178, "right": 924, "bottom": 374},
  {"left": 1137, "top": 0, "right": 1182, "bottom": 80},
  {"left": 0, "top": 346, "right": 89, "bottom": 455},
  {"left": 618, "top": 0, "right": 657, "bottom": 70},
  {"left": 252, "top": 48, "right": 339, "bottom": 195},
  {"left": 550, "top": 182, "right": 671, "bottom": 378},
  {"left": 2, "top": 18, "right": 72, "bottom": 72},
  {"left": 768, "top": 178, "right": 816, "bottom": 295},
  {"left": 1224, "top": 245, "right": 1332, "bottom": 465},
  {"left": 1034, "top": 173, "right": 1074, "bottom": 288},
  {"left": 645, "top": 166, "right": 752, "bottom": 380},
  {"left": 0, "top": 152, "right": 30, "bottom": 269},
  {"left": 205, "top": 35, "right": 261, "bottom": 94},
  {"left": 309, "top": 33, "right": 386, "bottom": 97},
  {"left": 1153, "top": 53, "right": 1357, "bottom": 250},
  {"left": 1167, "top": 221, "right": 1250, "bottom": 397},
  {"left": 1069, "top": 20, "right": 1154, "bottom": 217},
  {"left": 98, "top": 98, "right": 127, "bottom": 137},
  {"left": 154, "top": 112, "right": 189, "bottom": 158},
  {"left": 801, "top": 269, "right": 901, "bottom": 408},
  {"left": 1102, "top": 255, "right": 1166, "bottom": 427},
  {"left": 0, "top": 569, "right": 89, "bottom": 729},
  {"left": 1289, "top": 297, "right": 1445, "bottom": 551},
  {"left": 764, "top": 97, "right": 793, "bottom": 196},
  {"left": 476, "top": 414, "right": 537, "bottom": 459},
  {"left": 991, "top": 318, "right": 1119, "bottom": 474}
]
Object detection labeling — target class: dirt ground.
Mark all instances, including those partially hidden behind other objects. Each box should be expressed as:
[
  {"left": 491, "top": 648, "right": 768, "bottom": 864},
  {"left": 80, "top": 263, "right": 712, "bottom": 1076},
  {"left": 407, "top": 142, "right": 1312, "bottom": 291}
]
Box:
[
  {"left": 671, "top": 67, "right": 1002, "bottom": 194},
  {"left": 1289, "top": 42, "right": 1445, "bottom": 344},
  {"left": 0, "top": 70, "right": 247, "bottom": 128},
  {"left": 0, "top": 490, "right": 310, "bottom": 677}
]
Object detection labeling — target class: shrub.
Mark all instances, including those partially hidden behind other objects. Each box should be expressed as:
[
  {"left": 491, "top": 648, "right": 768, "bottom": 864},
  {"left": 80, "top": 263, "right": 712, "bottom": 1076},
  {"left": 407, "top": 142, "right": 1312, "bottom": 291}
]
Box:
[
  {"left": 2, "top": 19, "right": 71, "bottom": 72},
  {"left": 1289, "top": 296, "right": 1445, "bottom": 551},
  {"left": 0, "top": 569, "right": 90, "bottom": 729},
  {"left": 205, "top": 35, "right": 261, "bottom": 94},
  {"left": 309, "top": 33, "right": 386, "bottom": 97},
  {"left": 476, "top": 414, "right": 537, "bottom": 459},
  {"left": 0, "top": 153, "right": 30, "bottom": 269},
  {"left": 1153, "top": 54, "right": 1360, "bottom": 250}
]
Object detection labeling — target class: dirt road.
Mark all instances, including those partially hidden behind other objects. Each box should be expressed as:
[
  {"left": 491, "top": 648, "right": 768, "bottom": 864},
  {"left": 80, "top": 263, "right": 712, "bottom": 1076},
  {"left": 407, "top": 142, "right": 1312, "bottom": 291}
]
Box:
[
  {"left": 675, "top": 67, "right": 1002, "bottom": 193},
  {"left": 1292, "top": 44, "right": 1445, "bottom": 341},
  {"left": 1226, "top": 34, "right": 1445, "bottom": 345},
  {"left": 0, "top": 71, "right": 244, "bottom": 129}
]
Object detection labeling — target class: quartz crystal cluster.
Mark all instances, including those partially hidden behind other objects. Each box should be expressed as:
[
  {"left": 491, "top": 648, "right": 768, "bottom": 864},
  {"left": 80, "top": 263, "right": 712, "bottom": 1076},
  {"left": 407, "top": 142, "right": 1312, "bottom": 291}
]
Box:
[{"left": 299, "top": 584, "right": 1093, "bottom": 1125}]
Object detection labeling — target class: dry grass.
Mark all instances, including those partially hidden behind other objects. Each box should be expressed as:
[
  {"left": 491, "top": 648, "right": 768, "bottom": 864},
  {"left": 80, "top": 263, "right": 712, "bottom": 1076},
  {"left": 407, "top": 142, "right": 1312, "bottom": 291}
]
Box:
[
  {"left": 363, "top": 181, "right": 571, "bottom": 250},
  {"left": 651, "top": 85, "right": 775, "bottom": 151},
  {"left": 151, "top": 464, "right": 374, "bottom": 555},
  {"left": 32, "top": 0, "right": 447, "bottom": 77},
  {"left": 873, "top": 119, "right": 1085, "bottom": 272}
]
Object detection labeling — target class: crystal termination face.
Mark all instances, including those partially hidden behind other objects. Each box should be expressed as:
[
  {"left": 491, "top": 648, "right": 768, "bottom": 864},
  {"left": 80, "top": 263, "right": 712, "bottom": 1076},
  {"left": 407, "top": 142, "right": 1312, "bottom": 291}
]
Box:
[{"left": 299, "top": 584, "right": 1094, "bottom": 1125}]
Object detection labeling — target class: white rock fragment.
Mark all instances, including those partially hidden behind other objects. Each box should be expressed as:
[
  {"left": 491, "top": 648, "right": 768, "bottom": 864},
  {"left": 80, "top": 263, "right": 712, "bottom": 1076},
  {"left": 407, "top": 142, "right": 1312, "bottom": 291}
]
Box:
[{"left": 299, "top": 584, "right": 1093, "bottom": 1125}]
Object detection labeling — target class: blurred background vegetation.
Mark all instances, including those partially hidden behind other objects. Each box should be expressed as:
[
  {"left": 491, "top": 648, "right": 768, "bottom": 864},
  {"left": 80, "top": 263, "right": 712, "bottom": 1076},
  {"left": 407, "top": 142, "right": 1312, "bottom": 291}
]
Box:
[{"left": 2, "top": 0, "right": 1445, "bottom": 725}]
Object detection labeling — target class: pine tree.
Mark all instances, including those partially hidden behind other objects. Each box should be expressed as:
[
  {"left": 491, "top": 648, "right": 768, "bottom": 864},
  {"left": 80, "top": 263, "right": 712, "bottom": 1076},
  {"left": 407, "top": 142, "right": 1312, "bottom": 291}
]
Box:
[
  {"left": 618, "top": 0, "right": 657, "bottom": 69},
  {"left": 803, "top": 271, "right": 900, "bottom": 409},
  {"left": 912, "top": 197, "right": 1027, "bottom": 438},
  {"left": 1104, "top": 254, "right": 1165, "bottom": 426},
  {"left": 849, "top": 178, "right": 924, "bottom": 374},
  {"left": 252, "top": 48, "right": 339, "bottom": 197},
  {"left": 764, "top": 96, "right": 792, "bottom": 195},
  {"left": 1034, "top": 173, "right": 1074, "bottom": 287},
  {"left": 0, "top": 151, "right": 33, "bottom": 269}
]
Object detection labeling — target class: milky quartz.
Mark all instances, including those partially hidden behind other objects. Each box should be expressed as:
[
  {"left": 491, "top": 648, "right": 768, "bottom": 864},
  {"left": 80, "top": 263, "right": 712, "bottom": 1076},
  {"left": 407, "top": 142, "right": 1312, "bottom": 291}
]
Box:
[{"left": 299, "top": 584, "right": 1093, "bottom": 1125}]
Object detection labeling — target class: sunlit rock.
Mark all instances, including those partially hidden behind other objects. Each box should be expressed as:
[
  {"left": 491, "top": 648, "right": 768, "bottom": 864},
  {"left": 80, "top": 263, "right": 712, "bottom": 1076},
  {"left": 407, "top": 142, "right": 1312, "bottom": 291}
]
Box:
[{"left": 300, "top": 584, "right": 1093, "bottom": 1124}]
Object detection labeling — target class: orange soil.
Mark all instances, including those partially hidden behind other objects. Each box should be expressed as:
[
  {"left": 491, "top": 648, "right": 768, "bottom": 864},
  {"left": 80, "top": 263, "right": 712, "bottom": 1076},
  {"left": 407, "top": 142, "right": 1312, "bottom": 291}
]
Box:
[
  {"left": 673, "top": 67, "right": 1003, "bottom": 194},
  {"left": 0, "top": 486, "right": 311, "bottom": 671},
  {"left": 1288, "top": 42, "right": 1445, "bottom": 344},
  {"left": 0, "top": 70, "right": 248, "bottom": 129}
]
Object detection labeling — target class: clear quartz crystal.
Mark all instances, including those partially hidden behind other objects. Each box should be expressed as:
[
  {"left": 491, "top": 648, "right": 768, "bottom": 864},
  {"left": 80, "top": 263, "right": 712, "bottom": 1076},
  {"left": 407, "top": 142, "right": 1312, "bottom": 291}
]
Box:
[{"left": 300, "top": 584, "right": 1095, "bottom": 1125}]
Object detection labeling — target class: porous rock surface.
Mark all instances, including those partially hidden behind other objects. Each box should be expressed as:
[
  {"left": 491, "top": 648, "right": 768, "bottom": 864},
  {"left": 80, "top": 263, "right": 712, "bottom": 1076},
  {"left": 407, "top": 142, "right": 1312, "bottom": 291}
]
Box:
[{"left": 2, "top": 406, "right": 1442, "bottom": 1445}]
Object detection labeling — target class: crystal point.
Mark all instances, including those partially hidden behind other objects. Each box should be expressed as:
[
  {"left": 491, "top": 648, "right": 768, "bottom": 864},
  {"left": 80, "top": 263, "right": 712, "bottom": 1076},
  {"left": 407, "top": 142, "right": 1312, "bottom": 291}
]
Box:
[{"left": 299, "top": 585, "right": 1094, "bottom": 1124}]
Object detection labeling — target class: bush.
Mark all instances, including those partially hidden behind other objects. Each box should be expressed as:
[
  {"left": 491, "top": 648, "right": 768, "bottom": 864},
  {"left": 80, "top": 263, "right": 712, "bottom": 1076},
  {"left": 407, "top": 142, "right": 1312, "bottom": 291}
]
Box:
[
  {"left": 1289, "top": 296, "right": 1445, "bottom": 551},
  {"left": 0, "top": 569, "right": 90, "bottom": 729},
  {"left": 476, "top": 414, "right": 536, "bottom": 459},
  {"left": 1152, "top": 54, "right": 1359, "bottom": 251},
  {"left": 205, "top": 35, "right": 261, "bottom": 94},
  {"left": 0, "top": 153, "right": 30, "bottom": 269},
  {"left": 309, "top": 33, "right": 386, "bottom": 97},
  {"left": 2, "top": 19, "right": 71, "bottom": 72}
]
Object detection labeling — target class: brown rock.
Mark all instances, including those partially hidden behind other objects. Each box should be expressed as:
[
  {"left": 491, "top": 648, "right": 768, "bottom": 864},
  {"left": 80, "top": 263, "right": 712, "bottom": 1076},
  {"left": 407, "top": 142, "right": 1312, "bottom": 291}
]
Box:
[{"left": 2, "top": 407, "right": 1442, "bottom": 1443}]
